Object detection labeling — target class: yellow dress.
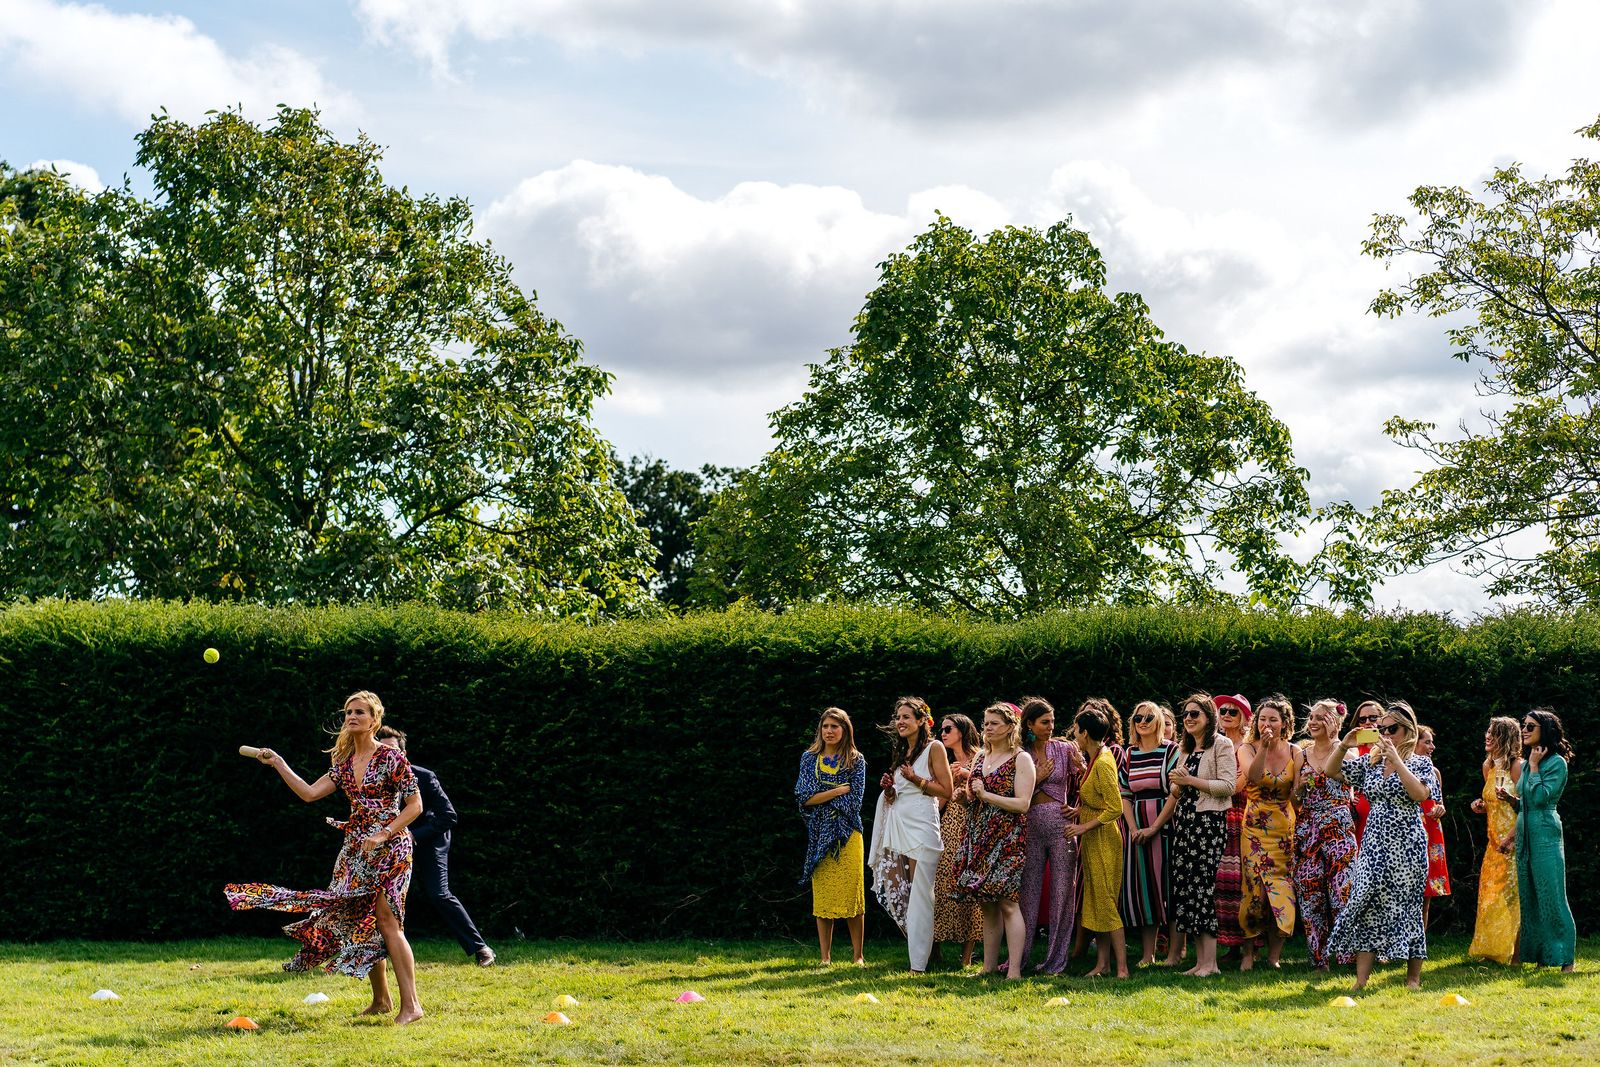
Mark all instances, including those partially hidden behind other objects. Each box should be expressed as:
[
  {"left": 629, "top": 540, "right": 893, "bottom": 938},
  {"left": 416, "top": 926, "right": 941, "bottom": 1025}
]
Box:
[
  {"left": 1077, "top": 747, "right": 1125, "bottom": 933},
  {"left": 1239, "top": 761, "right": 1297, "bottom": 939},
  {"left": 1468, "top": 772, "right": 1519, "bottom": 964}
]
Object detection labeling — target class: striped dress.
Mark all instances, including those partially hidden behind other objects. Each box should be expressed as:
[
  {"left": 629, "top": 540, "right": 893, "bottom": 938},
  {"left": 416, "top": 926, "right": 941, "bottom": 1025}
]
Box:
[{"left": 1118, "top": 741, "right": 1179, "bottom": 928}]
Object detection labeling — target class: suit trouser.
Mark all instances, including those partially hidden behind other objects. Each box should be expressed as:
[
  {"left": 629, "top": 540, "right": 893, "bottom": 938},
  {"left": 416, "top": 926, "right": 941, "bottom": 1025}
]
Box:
[{"left": 414, "top": 846, "right": 488, "bottom": 955}]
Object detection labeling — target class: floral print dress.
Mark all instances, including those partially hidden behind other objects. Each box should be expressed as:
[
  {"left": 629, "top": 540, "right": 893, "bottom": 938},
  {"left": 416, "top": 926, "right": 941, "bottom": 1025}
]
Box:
[
  {"left": 1239, "top": 759, "right": 1297, "bottom": 940},
  {"left": 1292, "top": 761, "right": 1357, "bottom": 967},
  {"left": 225, "top": 744, "right": 419, "bottom": 978},
  {"left": 1325, "top": 753, "right": 1437, "bottom": 962},
  {"left": 952, "top": 752, "right": 1028, "bottom": 902}
]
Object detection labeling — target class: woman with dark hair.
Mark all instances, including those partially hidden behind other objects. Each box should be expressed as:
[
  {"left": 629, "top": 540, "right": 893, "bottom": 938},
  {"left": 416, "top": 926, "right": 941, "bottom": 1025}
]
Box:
[
  {"left": 1119, "top": 700, "right": 1179, "bottom": 967},
  {"left": 933, "top": 712, "right": 984, "bottom": 965},
  {"left": 1068, "top": 703, "right": 1128, "bottom": 978},
  {"left": 795, "top": 707, "right": 867, "bottom": 965},
  {"left": 1211, "top": 693, "right": 1253, "bottom": 960},
  {"left": 953, "top": 702, "right": 1036, "bottom": 979},
  {"left": 1500, "top": 709, "right": 1576, "bottom": 970},
  {"left": 1238, "top": 694, "right": 1303, "bottom": 970},
  {"left": 868, "top": 697, "right": 952, "bottom": 974},
  {"left": 1016, "top": 697, "right": 1085, "bottom": 974},
  {"left": 1325, "top": 700, "right": 1438, "bottom": 991},
  {"left": 1468, "top": 716, "right": 1522, "bottom": 965},
  {"left": 226, "top": 691, "right": 425, "bottom": 1024},
  {"left": 1292, "top": 699, "right": 1357, "bottom": 970},
  {"left": 1161, "top": 693, "right": 1237, "bottom": 977},
  {"left": 1344, "top": 701, "right": 1384, "bottom": 842}
]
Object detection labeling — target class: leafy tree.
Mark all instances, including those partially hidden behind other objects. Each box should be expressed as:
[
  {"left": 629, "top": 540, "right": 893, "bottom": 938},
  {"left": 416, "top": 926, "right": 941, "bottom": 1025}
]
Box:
[
  {"left": 694, "top": 216, "right": 1330, "bottom": 615},
  {"left": 0, "top": 109, "right": 653, "bottom": 615},
  {"left": 1361, "top": 116, "right": 1600, "bottom": 606},
  {"left": 614, "top": 454, "right": 740, "bottom": 608}
]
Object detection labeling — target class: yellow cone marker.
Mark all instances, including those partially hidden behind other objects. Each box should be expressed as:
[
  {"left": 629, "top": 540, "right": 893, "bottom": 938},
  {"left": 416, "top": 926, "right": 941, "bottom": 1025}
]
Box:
[
  {"left": 854, "top": 992, "right": 880, "bottom": 1004},
  {"left": 1439, "top": 993, "right": 1471, "bottom": 1007},
  {"left": 1330, "top": 996, "right": 1358, "bottom": 1008},
  {"left": 1046, "top": 996, "right": 1071, "bottom": 1007},
  {"left": 543, "top": 1011, "right": 572, "bottom": 1026},
  {"left": 225, "top": 1016, "right": 259, "bottom": 1030},
  {"left": 552, "top": 994, "right": 580, "bottom": 1008}
]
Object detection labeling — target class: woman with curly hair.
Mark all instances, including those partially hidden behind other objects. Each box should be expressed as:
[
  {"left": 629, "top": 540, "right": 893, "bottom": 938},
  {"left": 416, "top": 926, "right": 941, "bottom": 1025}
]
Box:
[
  {"left": 953, "top": 702, "right": 1036, "bottom": 979},
  {"left": 1468, "top": 716, "right": 1521, "bottom": 965},
  {"left": 868, "top": 696, "right": 952, "bottom": 973}
]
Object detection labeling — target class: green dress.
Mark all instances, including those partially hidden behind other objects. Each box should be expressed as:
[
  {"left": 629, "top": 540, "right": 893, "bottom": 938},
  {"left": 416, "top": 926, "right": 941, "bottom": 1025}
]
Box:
[{"left": 1515, "top": 754, "right": 1576, "bottom": 967}]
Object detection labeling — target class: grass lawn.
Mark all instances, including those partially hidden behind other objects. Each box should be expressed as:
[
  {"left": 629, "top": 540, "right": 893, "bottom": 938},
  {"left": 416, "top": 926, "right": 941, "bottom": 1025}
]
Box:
[{"left": 0, "top": 937, "right": 1594, "bottom": 1065}]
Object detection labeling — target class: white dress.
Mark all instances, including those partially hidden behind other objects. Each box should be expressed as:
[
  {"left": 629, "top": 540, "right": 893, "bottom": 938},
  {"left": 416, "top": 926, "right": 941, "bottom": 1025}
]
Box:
[{"left": 868, "top": 744, "right": 944, "bottom": 970}]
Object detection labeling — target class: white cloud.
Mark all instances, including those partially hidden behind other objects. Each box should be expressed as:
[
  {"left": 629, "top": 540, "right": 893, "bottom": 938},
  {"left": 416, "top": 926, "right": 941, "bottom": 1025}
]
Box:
[
  {"left": 22, "top": 158, "right": 104, "bottom": 192},
  {"left": 0, "top": 0, "right": 355, "bottom": 124},
  {"left": 354, "top": 0, "right": 1535, "bottom": 125},
  {"left": 482, "top": 160, "right": 1006, "bottom": 379}
]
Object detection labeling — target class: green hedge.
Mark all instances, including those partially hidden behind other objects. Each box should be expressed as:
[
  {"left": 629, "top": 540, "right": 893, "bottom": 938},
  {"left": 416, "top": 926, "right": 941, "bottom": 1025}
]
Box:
[{"left": 0, "top": 600, "right": 1593, "bottom": 942}]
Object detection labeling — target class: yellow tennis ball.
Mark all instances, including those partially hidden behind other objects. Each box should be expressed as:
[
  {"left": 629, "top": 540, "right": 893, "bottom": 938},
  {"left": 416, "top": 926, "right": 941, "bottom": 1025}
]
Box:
[{"left": 203, "top": 647, "right": 220, "bottom": 664}]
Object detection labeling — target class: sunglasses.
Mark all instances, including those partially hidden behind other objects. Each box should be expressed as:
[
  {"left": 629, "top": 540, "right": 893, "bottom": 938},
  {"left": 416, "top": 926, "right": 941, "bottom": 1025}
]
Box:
[
  {"left": 1182, "top": 709, "right": 1203, "bottom": 720},
  {"left": 1133, "top": 714, "right": 1156, "bottom": 724},
  {"left": 1378, "top": 723, "right": 1405, "bottom": 735},
  {"left": 1521, "top": 722, "right": 1537, "bottom": 731},
  {"left": 940, "top": 725, "right": 957, "bottom": 734}
]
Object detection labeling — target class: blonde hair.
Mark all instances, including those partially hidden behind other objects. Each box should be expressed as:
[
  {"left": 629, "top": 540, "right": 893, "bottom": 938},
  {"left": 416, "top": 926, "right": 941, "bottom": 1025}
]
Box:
[
  {"left": 1127, "top": 701, "right": 1165, "bottom": 745},
  {"left": 327, "top": 690, "right": 385, "bottom": 765},
  {"left": 1486, "top": 716, "right": 1522, "bottom": 770},
  {"left": 1379, "top": 700, "right": 1420, "bottom": 760},
  {"left": 982, "top": 701, "right": 1023, "bottom": 752},
  {"left": 807, "top": 707, "right": 861, "bottom": 771}
]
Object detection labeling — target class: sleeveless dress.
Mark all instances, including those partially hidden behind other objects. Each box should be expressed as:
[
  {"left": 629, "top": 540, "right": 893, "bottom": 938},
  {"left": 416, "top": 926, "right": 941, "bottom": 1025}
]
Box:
[
  {"left": 1326, "top": 753, "right": 1437, "bottom": 961},
  {"left": 933, "top": 756, "right": 984, "bottom": 944},
  {"left": 1467, "top": 769, "right": 1519, "bottom": 964},
  {"left": 225, "top": 745, "right": 419, "bottom": 978},
  {"left": 1515, "top": 754, "right": 1576, "bottom": 967},
  {"left": 868, "top": 745, "right": 943, "bottom": 931},
  {"left": 1239, "top": 756, "right": 1297, "bottom": 940},
  {"left": 1292, "top": 759, "right": 1357, "bottom": 967},
  {"left": 952, "top": 752, "right": 1028, "bottom": 902},
  {"left": 1019, "top": 738, "right": 1084, "bottom": 972},
  {"left": 1118, "top": 741, "right": 1179, "bottom": 928},
  {"left": 1076, "top": 747, "right": 1125, "bottom": 933}
]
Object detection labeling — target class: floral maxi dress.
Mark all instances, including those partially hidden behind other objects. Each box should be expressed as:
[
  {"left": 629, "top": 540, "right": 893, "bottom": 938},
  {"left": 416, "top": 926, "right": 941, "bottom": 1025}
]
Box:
[
  {"left": 225, "top": 745, "right": 419, "bottom": 978},
  {"left": 1239, "top": 761, "right": 1297, "bottom": 940},
  {"left": 952, "top": 753, "right": 1028, "bottom": 902},
  {"left": 1292, "top": 762, "right": 1357, "bottom": 967}
]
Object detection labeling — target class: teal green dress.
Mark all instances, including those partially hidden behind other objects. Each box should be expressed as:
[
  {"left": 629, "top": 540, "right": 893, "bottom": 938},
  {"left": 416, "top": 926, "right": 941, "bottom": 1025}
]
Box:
[{"left": 1515, "top": 754, "right": 1576, "bottom": 967}]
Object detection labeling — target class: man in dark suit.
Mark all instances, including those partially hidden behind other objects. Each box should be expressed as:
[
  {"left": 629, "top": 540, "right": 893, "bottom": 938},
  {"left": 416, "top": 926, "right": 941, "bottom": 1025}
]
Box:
[{"left": 376, "top": 726, "right": 495, "bottom": 966}]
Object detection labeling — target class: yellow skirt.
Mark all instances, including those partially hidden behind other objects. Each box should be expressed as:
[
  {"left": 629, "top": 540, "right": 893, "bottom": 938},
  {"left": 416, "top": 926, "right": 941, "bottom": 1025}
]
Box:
[{"left": 812, "top": 831, "right": 865, "bottom": 918}]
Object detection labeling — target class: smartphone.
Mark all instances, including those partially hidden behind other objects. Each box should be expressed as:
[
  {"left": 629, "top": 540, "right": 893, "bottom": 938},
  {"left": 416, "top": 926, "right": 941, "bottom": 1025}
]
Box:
[{"left": 1353, "top": 728, "right": 1380, "bottom": 745}]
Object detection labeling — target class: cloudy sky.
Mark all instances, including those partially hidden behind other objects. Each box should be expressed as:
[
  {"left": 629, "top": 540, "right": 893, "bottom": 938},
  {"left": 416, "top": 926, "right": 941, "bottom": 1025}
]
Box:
[{"left": 6, "top": 0, "right": 1599, "bottom": 613}]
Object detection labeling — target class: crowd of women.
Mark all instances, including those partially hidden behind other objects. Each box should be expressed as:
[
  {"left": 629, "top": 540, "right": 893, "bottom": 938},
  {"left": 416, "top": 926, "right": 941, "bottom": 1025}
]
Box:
[{"left": 795, "top": 692, "right": 1579, "bottom": 988}]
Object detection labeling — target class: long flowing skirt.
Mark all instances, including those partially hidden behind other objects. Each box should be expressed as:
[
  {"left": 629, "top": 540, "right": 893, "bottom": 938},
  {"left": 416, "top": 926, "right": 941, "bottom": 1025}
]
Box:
[{"left": 225, "top": 832, "right": 414, "bottom": 978}]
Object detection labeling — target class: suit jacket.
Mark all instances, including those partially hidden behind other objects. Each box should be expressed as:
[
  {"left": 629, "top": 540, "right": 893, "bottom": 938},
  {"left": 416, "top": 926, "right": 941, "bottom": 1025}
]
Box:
[
  {"left": 1190, "top": 734, "right": 1238, "bottom": 813},
  {"left": 409, "top": 764, "right": 458, "bottom": 852}
]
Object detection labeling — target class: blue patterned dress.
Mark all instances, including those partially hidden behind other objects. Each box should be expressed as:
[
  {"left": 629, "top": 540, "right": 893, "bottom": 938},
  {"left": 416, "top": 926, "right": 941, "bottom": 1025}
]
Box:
[{"left": 1326, "top": 753, "right": 1437, "bottom": 961}]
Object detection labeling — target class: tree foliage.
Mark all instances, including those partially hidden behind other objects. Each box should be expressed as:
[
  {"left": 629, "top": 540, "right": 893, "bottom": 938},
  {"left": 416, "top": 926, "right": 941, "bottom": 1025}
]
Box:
[
  {"left": 1362, "top": 115, "right": 1600, "bottom": 606},
  {"left": 0, "top": 108, "right": 653, "bottom": 615},
  {"left": 695, "top": 216, "right": 1331, "bottom": 616},
  {"left": 614, "top": 454, "right": 740, "bottom": 608}
]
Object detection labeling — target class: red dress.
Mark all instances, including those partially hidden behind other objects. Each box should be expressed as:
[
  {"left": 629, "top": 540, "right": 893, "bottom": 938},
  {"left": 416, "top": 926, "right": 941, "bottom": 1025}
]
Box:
[
  {"left": 1423, "top": 764, "right": 1450, "bottom": 898},
  {"left": 225, "top": 745, "right": 419, "bottom": 977}
]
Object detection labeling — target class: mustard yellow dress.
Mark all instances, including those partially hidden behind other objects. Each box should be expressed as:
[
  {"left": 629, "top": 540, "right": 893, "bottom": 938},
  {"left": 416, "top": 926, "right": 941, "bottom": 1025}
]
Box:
[
  {"left": 1468, "top": 770, "right": 1519, "bottom": 964},
  {"left": 1239, "top": 761, "right": 1297, "bottom": 939},
  {"left": 1077, "top": 747, "right": 1125, "bottom": 933}
]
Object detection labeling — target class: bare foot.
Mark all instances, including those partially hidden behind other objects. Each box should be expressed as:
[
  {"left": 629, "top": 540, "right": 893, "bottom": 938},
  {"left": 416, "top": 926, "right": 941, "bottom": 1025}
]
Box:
[
  {"left": 1084, "top": 967, "right": 1108, "bottom": 978},
  {"left": 1189, "top": 967, "right": 1220, "bottom": 978},
  {"left": 1405, "top": 979, "right": 1421, "bottom": 990},
  {"left": 1116, "top": 969, "right": 1130, "bottom": 979},
  {"left": 359, "top": 1001, "right": 393, "bottom": 1016},
  {"left": 394, "top": 1007, "right": 424, "bottom": 1025}
]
